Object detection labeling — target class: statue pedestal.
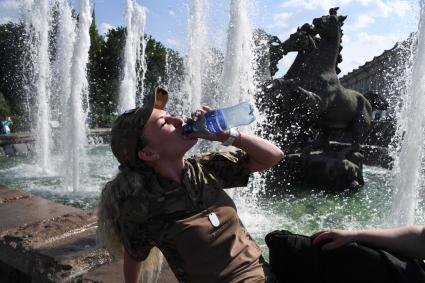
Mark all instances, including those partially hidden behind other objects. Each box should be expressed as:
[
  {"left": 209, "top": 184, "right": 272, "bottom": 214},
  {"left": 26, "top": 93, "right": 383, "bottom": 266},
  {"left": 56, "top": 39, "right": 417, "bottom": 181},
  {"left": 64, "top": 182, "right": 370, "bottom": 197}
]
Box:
[{"left": 267, "top": 142, "right": 371, "bottom": 192}]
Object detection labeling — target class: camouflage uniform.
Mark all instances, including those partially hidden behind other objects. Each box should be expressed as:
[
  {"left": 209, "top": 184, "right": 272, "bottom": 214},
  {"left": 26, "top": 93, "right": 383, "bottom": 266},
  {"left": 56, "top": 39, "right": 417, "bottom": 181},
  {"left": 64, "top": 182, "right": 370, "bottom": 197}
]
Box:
[{"left": 102, "top": 150, "right": 271, "bottom": 283}]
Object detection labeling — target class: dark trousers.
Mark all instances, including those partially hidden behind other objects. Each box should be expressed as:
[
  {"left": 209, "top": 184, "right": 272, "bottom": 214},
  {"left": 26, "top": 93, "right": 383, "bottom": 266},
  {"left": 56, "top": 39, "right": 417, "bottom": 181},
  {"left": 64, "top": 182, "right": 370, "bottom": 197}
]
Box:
[{"left": 265, "top": 230, "right": 425, "bottom": 283}]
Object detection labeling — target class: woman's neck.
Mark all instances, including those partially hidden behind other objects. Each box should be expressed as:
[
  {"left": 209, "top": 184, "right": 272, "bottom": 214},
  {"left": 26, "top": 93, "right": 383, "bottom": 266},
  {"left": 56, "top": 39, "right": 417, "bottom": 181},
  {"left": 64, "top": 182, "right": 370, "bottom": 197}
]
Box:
[{"left": 150, "top": 157, "right": 186, "bottom": 183}]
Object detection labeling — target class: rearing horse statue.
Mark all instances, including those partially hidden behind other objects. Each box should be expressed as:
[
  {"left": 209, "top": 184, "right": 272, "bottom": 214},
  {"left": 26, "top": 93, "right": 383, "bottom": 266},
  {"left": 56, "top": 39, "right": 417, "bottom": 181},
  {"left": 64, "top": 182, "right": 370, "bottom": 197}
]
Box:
[{"left": 271, "top": 8, "right": 372, "bottom": 148}]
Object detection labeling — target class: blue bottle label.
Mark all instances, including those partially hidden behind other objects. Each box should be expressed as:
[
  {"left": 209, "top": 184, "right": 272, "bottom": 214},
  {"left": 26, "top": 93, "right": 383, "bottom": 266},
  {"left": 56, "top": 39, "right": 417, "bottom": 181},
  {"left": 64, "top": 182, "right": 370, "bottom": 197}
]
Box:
[{"left": 204, "top": 110, "right": 226, "bottom": 133}]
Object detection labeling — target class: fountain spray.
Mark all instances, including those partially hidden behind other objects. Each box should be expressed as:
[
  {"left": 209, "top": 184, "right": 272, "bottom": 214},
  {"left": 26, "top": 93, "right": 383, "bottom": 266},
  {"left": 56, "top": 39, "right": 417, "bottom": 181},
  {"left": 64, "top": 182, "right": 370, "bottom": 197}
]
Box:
[
  {"left": 64, "top": 0, "right": 92, "bottom": 191},
  {"left": 51, "top": 0, "right": 77, "bottom": 160},
  {"left": 391, "top": 0, "right": 425, "bottom": 226},
  {"left": 183, "top": 0, "right": 208, "bottom": 113},
  {"left": 119, "top": 0, "right": 147, "bottom": 113},
  {"left": 22, "top": 0, "right": 53, "bottom": 173},
  {"left": 222, "top": 0, "right": 257, "bottom": 107}
]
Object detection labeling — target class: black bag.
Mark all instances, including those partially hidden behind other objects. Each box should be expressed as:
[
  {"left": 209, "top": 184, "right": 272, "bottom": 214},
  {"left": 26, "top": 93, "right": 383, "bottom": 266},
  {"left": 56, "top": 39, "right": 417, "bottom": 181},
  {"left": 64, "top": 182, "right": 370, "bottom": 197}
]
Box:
[{"left": 265, "top": 230, "right": 425, "bottom": 283}]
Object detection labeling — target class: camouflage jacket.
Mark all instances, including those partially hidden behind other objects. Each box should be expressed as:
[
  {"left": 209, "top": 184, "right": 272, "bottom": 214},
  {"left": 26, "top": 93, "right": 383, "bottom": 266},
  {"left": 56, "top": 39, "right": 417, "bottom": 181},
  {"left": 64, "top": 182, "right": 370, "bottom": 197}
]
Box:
[{"left": 102, "top": 150, "right": 269, "bottom": 283}]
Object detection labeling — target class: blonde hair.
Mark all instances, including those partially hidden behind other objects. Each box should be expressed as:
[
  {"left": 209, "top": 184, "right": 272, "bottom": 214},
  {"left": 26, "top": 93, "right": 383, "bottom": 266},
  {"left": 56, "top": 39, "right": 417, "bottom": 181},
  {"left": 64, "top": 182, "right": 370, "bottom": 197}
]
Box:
[{"left": 97, "top": 174, "right": 164, "bottom": 282}]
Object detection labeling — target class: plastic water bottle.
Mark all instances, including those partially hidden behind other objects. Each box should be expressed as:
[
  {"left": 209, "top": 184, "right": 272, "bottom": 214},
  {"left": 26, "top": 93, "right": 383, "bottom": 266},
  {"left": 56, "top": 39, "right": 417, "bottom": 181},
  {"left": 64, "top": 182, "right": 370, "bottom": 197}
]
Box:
[{"left": 183, "top": 101, "right": 256, "bottom": 134}]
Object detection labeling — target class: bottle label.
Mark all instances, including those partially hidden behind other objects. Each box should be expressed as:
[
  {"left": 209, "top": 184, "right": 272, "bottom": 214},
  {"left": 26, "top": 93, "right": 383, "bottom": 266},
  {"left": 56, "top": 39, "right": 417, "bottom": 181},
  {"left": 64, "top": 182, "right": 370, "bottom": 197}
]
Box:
[{"left": 204, "top": 110, "right": 226, "bottom": 133}]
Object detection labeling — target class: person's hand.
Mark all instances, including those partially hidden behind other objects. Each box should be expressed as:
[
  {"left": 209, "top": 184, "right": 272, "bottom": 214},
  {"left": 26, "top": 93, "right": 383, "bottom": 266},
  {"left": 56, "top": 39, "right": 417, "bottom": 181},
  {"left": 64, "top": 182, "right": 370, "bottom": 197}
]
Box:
[
  {"left": 311, "top": 229, "right": 357, "bottom": 251},
  {"left": 183, "top": 105, "right": 229, "bottom": 142}
]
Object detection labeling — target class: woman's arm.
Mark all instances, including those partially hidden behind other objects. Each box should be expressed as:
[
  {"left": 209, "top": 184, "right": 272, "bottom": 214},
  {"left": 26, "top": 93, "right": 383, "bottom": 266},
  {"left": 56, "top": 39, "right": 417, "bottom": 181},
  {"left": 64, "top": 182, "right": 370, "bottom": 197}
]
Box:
[
  {"left": 124, "top": 250, "right": 143, "bottom": 283},
  {"left": 186, "top": 106, "right": 284, "bottom": 172},
  {"left": 312, "top": 225, "right": 425, "bottom": 259},
  {"left": 229, "top": 131, "right": 284, "bottom": 172}
]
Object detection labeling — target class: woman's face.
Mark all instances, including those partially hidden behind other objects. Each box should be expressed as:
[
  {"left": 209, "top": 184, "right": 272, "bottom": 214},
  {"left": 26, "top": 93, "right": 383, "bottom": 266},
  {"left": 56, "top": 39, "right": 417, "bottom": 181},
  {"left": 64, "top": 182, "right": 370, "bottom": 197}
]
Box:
[{"left": 142, "top": 108, "right": 198, "bottom": 159}]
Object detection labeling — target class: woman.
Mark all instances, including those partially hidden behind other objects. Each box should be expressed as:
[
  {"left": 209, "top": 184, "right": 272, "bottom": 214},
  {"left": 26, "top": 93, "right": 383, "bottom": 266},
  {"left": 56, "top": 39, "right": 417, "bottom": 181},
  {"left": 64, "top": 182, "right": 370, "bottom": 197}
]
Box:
[{"left": 97, "top": 86, "right": 284, "bottom": 283}]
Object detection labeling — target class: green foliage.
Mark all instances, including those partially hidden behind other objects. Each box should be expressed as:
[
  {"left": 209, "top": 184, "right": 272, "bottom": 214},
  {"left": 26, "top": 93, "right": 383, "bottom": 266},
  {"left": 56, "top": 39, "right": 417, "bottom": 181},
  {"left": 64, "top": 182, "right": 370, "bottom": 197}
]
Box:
[
  {"left": 0, "top": 23, "right": 27, "bottom": 125},
  {"left": 90, "top": 113, "right": 116, "bottom": 128},
  {"left": 0, "top": 93, "right": 11, "bottom": 116},
  {"left": 0, "top": 18, "right": 185, "bottom": 129},
  {"left": 143, "top": 35, "right": 168, "bottom": 97},
  {"left": 87, "top": 12, "right": 107, "bottom": 127},
  {"left": 90, "top": 27, "right": 126, "bottom": 127}
]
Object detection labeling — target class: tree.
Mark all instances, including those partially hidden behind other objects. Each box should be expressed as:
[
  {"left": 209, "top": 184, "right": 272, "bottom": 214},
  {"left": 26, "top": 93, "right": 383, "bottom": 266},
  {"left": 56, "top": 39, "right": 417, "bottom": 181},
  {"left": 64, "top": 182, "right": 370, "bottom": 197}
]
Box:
[
  {"left": 0, "top": 22, "right": 28, "bottom": 130},
  {"left": 87, "top": 9, "right": 106, "bottom": 127},
  {"left": 143, "top": 35, "right": 168, "bottom": 98},
  {"left": 93, "top": 27, "right": 126, "bottom": 127},
  {"left": 0, "top": 92, "right": 11, "bottom": 117},
  {"left": 0, "top": 17, "right": 184, "bottom": 129}
]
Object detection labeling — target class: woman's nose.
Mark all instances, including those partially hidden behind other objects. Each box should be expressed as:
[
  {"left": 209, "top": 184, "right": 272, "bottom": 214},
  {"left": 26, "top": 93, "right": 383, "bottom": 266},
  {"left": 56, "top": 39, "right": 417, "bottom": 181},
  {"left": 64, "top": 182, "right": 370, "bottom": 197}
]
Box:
[{"left": 168, "top": 116, "right": 184, "bottom": 127}]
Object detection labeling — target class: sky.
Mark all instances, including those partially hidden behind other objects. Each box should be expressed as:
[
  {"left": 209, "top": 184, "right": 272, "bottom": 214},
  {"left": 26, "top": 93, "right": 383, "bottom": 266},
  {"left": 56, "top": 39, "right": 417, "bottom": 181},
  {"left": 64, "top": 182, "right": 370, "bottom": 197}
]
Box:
[{"left": 0, "top": 0, "right": 419, "bottom": 76}]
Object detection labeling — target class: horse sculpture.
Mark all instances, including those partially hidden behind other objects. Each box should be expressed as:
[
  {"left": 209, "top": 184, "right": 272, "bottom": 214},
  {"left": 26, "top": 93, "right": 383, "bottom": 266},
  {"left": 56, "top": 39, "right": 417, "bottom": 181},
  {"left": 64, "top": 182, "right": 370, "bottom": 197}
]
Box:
[
  {"left": 260, "top": 8, "right": 373, "bottom": 192},
  {"left": 268, "top": 8, "right": 372, "bottom": 148}
]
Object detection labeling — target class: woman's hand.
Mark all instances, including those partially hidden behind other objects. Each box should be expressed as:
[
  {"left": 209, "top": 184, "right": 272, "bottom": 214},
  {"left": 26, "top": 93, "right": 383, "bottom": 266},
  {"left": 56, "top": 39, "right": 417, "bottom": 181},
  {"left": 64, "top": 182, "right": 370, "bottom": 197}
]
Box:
[
  {"left": 184, "top": 105, "right": 284, "bottom": 172},
  {"left": 312, "top": 226, "right": 425, "bottom": 259},
  {"left": 183, "top": 105, "right": 230, "bottom": 143},
  {"left": 311, "top": 229, "right": 357, "bottom": 251}
]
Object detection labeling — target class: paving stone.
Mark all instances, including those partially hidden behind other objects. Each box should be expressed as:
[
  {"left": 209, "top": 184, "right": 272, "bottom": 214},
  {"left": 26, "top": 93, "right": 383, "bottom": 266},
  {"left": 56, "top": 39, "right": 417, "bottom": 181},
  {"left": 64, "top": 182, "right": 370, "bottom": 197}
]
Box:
[
  {"left": 3, "top": 144, "right": 15, "bottom": 156},
  {"left": 34, "top": 226, "right": 109, "bottom": 282},
  {"left": 0, "top": 194, "right": 80, "bottom": 232},
  {"left": 26, "top": 142, "right": 35, "bottom": 154},
  {"left": 12, "top": 143, "right": 29, "bottom": 157},
  {"left": 0, "top": 260, "right": 31, "bottom": 283},
  {"left": 0, "top": 132, "right": 34, "bottom": 145},
  {"left": 0, "top": 205, "right": 102, "bottom": 282},
  {"left": 0, "top": 186, "right": 176, "bottom": 282},
  {"left": 82, "top": 258, "right": 178, "bottom": 283},
  {"left": 102, "top": 135, "right": 111, "bottom": 144},
  {"left": 0, "top": 186, "right": 31, "bottom": 204}
]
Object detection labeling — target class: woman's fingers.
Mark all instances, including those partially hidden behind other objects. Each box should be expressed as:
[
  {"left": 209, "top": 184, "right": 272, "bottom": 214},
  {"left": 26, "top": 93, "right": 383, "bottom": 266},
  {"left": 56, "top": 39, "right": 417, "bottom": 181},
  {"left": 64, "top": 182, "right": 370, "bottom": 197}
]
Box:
[
  {"left": 312, "top": 231, "right": 333, "bottom": 245},
  {"left": 311, "top": 230, "right": 327, "bottom": 240},
  {"left": 312, "top": 229, "right": 355, "bottom": 251},
  {"left": 202, "top": 105, "right": 213, "bottom": 112},
  {"left": 191, "top": 106, "right": 210, "bottom": 120},
  {"left": 321, "top": 240, "right": 344, "bottom": 251},
  {"left": 191, "top": 109, "right": 202, "bottom": 120}
]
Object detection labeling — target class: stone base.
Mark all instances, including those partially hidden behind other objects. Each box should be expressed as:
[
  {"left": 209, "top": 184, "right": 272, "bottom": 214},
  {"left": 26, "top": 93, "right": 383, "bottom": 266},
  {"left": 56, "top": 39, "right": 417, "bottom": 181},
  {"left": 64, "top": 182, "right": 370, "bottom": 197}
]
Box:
[
  {"left": 0, "top": 185, "right": 177, "bottom": 283},
  {"left": 82, "top": 259, "right": 177, "bottom": 283},
  {"left": 264, "top": 141, "right": 391, "bottom": 193},
  {"left": 0, "top": 129, "right": 111, "bottom": 157},
  {"left": 0, "top": 260, "right": 31, "bottom": 283}
]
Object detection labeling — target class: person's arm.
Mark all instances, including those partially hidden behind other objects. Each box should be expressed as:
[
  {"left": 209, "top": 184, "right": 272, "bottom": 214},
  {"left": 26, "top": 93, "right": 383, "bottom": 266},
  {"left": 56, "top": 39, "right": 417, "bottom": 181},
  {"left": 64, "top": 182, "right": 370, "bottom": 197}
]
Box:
[
  {"left": 221, "top": 130, "right": 284, "bottom": 172},
  {"left": 124, "top": 250, "right": 143, "bottom": 283},
  {"left": 311, "top": 225, "right": 425, "bottom": 259},
  {"left": 186, "top": 106, "right": 284, "bottom": 172}
]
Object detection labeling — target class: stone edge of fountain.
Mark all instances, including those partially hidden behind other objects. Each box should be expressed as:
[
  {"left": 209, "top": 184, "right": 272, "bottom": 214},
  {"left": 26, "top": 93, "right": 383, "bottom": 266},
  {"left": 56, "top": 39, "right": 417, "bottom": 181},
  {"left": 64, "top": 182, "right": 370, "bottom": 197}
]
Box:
[
  {"left": 0, "top": 128, "right": 112, "bottom": 158},
  {"left": 0, "top": 185, "right": 177, "bottom": 283}
]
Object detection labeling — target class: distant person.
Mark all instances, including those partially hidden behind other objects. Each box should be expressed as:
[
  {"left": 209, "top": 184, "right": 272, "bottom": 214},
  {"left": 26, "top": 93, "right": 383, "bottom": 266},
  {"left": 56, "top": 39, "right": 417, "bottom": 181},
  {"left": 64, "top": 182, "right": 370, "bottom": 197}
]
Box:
[{"left": 0, "top": 116, "right": 12, "bottom": 135}]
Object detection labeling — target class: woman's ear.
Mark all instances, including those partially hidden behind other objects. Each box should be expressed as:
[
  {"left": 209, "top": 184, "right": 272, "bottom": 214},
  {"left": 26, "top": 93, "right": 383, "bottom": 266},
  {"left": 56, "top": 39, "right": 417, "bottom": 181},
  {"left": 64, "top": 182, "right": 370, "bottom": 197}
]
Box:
[{"left": 137, "top": 149, "right": 160, "bottom": 161}]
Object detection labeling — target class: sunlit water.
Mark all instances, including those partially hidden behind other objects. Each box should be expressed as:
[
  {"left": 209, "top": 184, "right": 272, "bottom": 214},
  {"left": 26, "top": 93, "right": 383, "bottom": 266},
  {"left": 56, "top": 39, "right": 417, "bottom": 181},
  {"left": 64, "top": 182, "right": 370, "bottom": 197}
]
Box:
[
  {"left": 0, "top": 145, "right": 116, "bottom": 210},
  {"left": 22, "top": 0, "right": 53, "bottom": 172},
  {"left": 390, "top": 0, "right": 425, "bottom": 226},
  {"left": 2, "top": 145, "right": 423, "bottom": 258},
  {"left": 118, "top": 0, "right": 147, "bottom": 112}
]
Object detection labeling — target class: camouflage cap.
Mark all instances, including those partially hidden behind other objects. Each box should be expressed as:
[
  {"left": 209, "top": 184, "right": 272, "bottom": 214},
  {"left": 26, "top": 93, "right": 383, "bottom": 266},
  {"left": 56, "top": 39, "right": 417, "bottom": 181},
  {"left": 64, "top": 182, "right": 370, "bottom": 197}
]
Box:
[{"left": 111, "top": 86, "right": 168, "bottom": 167}]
